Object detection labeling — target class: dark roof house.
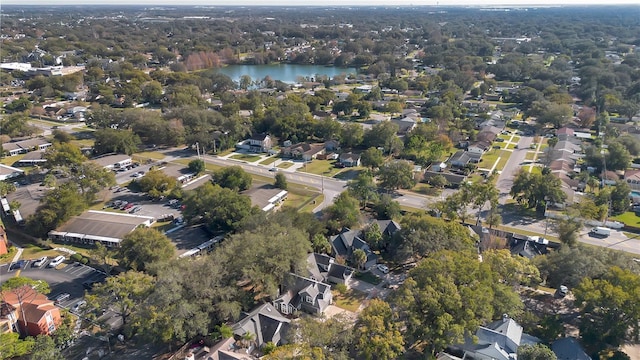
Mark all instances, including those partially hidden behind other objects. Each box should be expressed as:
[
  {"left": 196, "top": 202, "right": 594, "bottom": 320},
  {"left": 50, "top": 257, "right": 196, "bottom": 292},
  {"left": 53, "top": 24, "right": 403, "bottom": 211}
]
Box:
[
  {"left": 330, "top": 228, "right": 377, "bottom": 269},
  {"left": 273, "top": 273, "right": 333, "bottom": 316},
  {"left": 232, "top": 303, "right": 290, "bottom": 350},
  {"left": 552, "top": 337, "right": 592, "bottom": 360},
  {"left": 306, "top": 253, "right": 354, "bottom": 287}
]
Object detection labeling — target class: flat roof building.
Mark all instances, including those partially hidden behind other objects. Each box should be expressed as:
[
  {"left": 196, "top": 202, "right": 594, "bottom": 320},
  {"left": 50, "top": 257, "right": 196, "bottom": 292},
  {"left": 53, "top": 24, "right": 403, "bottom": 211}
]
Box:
[
  {"left": 48, "top": 210, "right": 154, "bottom": 247},
  {"left": 91, "top": 154, "right": 132, "bottom": 170}
]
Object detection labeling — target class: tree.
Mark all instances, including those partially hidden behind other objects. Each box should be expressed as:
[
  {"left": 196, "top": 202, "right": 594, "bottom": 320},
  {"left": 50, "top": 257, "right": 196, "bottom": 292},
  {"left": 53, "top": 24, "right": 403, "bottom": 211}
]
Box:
[
  {"left": 182, "top": 182, "right": 258, "bottom": 232},
  {"left": 93, "top": 128, "right": 141, "bottom": 156},
  {"left": 555, "top": 217, "right": 583, "bottom": 247},
  {"left": 311, "top": 233, "right": 331, "bottom": 254},
  {"left": 392, "top": 213, "right": 476, "bottom": 263},
  {"left": 362, "top": 222, "right": 384, "bottom": 250},
  {"left": 392, "top": 250, "right": 522, "bottom": 355},
  {"left": 0, "top": 333, "right": 34, "bottom": 359},
  {"left": 373, "top": 194, "right": 401, "bottom": 220},
  {"left": 137, "top": 169, "right": 178, "bottom": 199},
  {"left": 510, "top": 170, "right": 566, "bottom": 210},
  {"left": 360, "top": 147, "right": 385, "bottom": 169},
  {"left": 274, "top": 172, "right": 288, "bottom": 190},
  {"left": 212, "top": 166, "right": 252, "bottom": 191},
  {"left": 517, "top": 344, "right": 557, "bottom": 360},
  {"left": 353, "top": 248, "right": 367, "bottom": 270},
  {"left": 188, "top": 159, "right": 205, "bottom": 174},
  {"left": 27, "top": 183, "right": 88, "bottom": 238},
  {"left": 347, "top": 171, "right": 378, "bottom": 208},
  {"left": 324, "top": 192, "right": 360, "bottom": 232},
  {"left": 377, "top": 161, "right": 416, "bottom": 191},
  {"left": 340, "top": 123, "right": 364, "bottom": 148},
  {"left": 574, "top": 267, "right": 640, "bottom": 348},
  {"left": 29, "top": 335, "right": 63, "bottom": 360},
  {"left": 429, "top": 174, "right": 448, "bottom": 188},
  {"left": 354, "top": 299, "right": 405, "bottom": 360},
  {"left": 605, "top": 141, "right": 631, "bottom": 172},
  {"left": 117, "top": 228, "right": 176, "bottom": 272},
  {"left": 86, "top": 271, "right": 155, "bottom": 327},
  {"left": 44, "top": 142, "right": 86, "bottom": 167},
  {"left": 364, "top": 121, "right": 399, "bottom": 154}
]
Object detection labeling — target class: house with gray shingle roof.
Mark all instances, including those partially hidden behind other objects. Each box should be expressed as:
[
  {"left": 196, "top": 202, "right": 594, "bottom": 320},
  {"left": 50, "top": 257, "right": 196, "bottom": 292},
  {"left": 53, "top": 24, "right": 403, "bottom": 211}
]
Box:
[
  {"left": 306, "top": 253, "right": 354, "bottom": 288},
  {"left": 330, "top": 228, "right": 377, "bottom": 269},
  {"left": 273, "top": 273, "right": 332, "bottom": 316},
  {"left": 231, "top": 303, "right": 290, "bottom": 350}
]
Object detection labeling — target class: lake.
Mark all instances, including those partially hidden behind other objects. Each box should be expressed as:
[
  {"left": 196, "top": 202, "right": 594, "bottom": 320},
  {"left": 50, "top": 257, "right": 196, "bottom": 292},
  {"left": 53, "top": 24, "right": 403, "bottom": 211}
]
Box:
[{"left": 215, "top": 64, "right": 357, "bottom": 84}]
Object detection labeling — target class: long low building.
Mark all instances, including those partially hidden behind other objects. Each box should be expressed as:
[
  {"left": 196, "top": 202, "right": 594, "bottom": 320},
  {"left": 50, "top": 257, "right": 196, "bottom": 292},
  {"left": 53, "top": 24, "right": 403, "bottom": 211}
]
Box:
[{"left": 48, "top": 210, "right": 154, "bottom": 247}]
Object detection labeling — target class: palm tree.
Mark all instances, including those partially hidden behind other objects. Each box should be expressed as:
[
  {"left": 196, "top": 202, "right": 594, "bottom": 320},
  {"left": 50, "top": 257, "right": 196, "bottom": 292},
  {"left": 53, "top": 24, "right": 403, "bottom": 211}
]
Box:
[
  {"left": 239, "top": 331, "right": 255, "bottom": 349},
  {"left": 353, "top": 249, "right": 367, "bottom": 270}
]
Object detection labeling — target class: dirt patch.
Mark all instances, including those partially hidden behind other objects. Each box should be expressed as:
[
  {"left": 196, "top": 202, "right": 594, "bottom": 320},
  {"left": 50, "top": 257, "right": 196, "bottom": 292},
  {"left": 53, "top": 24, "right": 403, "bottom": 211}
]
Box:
[{"left": 622, "top": 344, "right": 640, "bottom": 360}]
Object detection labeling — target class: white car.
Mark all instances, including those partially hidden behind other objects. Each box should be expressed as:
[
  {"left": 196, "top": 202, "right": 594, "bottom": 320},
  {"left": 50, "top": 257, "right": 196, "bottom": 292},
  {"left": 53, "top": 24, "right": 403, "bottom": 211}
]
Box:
[
  {"left": 33, "top": 256, "right": 48, "bottom": 268},
  {"left": 48, "top": 255, "right": 65, "bottom": 268},
  {"left": 377, "top": 264, "right": 390, "bottom": 274}
]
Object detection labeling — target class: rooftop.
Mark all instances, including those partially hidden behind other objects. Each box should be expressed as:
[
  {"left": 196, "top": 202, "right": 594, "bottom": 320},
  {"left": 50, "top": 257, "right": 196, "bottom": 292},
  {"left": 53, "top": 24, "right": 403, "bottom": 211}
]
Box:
[{"left": 54, "top": 210, "right": 154, "bottom": 241}]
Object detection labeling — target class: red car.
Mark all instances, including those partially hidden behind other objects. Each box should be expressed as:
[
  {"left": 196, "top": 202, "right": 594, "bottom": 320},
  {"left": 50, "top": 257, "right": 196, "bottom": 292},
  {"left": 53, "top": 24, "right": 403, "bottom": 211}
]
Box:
[{"left": 123, "top": 203, "right": 135, "bottom": 211}]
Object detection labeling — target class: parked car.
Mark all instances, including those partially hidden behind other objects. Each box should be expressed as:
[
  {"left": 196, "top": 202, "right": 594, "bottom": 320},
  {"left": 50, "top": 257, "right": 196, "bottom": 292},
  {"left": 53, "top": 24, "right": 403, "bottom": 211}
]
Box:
[
  {"left": 48, "top": 255, "right": 65, "bottom": 268},
  {"left": 123, "top": 203, "right": 135, "bottom": 211},
  {"left": 10, "top": 260, "right": 26, "bottom": 270},
  {"left": 33, "top": 256, "right": 48, "bottom": 268},
  {"left": 54, "top": 293, "right": 70, "bottom": 304},
  {"left": 590, "top": 226, "right": 611, "bottom": 237},
  {"left": 71, "top": 300, "right": 87, "bottom": 313},
  {"left": 269, "top": 167, "right": 278, "bottom": 172},
  {"left": 377, "top": 264, "right": 390, "bottom": 274}
]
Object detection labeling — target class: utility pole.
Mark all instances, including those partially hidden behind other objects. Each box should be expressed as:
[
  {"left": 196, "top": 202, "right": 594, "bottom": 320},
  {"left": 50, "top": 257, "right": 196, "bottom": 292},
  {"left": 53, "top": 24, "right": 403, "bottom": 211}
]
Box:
[{"left": 196, "top": 142, "right": 200, "bottom": 159}]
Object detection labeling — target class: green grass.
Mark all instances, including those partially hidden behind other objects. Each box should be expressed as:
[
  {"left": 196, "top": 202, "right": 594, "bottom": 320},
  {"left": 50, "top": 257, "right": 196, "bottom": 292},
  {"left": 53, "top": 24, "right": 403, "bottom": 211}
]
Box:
[
  {"left": 19, "top": 243, "right": 66, "bottom": 260},
  {"left": 277, "top": 162, "right": 294, "bottom": 169},
  {"left": 259, "top": 156, "right": 278, "bottom": 165},
  {"left": 506, "top": 143, "right": 517, "bottom": 150},
  {"left": 612, "top": 211, "right": 640, "bottom": 226},
  {"left": 70, "top": 139, "right": 95, "bottom": 148},
  {"left": 0, "top": 246, "right": 18, "bottom": 264},
  {"left": 1, "top": 153, "right": 26, "bottom": 166},
  {"left": 133, "top": 151, "right": 166, "bottom": 161},
  {"left": 354, "top": 271, "right": 382, "bottom": 285},
  {"left": 173, "top": 159, "right": 223, "bottom": 172},
  {"left": 298, "top": 159, "right": 343, "bottom": 176},
  {"left": 298, "top": 194, "right": 324, "bottom": 212},
  {"left": 411, "top": 183, "right": 442, "bottom": 196},
  {"left": 495, "top": 154, "right": 510, "bottom": 171},
  {"left": 230, "top": 154, "right": 261, "bottom": 162},
  {"left": 525, "top": 152, "right": 536, "bottom": 161},
  {"left": 479, "top": 149, "right": 510, "bottom": 171},
  {"left": 332, "top": 289, "right": 367, "bottom": 312}
]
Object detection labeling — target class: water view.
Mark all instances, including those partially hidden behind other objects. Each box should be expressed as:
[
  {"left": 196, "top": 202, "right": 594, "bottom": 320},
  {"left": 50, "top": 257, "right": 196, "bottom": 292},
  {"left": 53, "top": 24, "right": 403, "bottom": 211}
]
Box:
[{"left": 216, "top": 64, "right": 357, "bottom": 84}]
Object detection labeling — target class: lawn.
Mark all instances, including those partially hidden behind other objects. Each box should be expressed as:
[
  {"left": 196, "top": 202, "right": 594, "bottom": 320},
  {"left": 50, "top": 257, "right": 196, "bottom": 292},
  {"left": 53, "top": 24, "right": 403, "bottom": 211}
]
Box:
[
  {"left": 173, "top": 159, "right": 222, "bottom": 172},
  {"left": 133, "top": 151, "right": 166, "bottom": 161},
  {"left": 70, "top": 139, "right": 95, "bottom": 148},
  {"left": 298, "top": 159, "right": 343, "bottom": 176},
  {"left": 283, "top": 191, "right": 313, "bottom": 210},
  {"left": 259, "top": 156, "right": 278, "bottom": 165},
  {"left": 19, "top": 243, "right": 66, "bottom": 260},
  {"left": 506, "top": 143, "right": 517, "bottom": 150},
  {"left": 0, "top": 246, "right": 18, "bottom": 264},
  {"left": 332, "top": 289, "right": 367, "bottom": 312},
  {"left": 495, "top": 153, "right": 510, "bottom": 172},
  {"left": 479, "top": 149, "right": 510, "bottom": 171},
  {"left": 277, "top": 162, "right": 294, "bottom": 169},
  {"left": 525, "top": 152, "right": 536, "bottom": 161},
  {"left": 612, "top": 211, "right": 640, "bottom": 226},
  {"left": 1, "top": 153, "right": 26, "bottom": 166},
  {"left": 230, "top": 153, "right": 261, "bottom": 162},
  {"left": 299, "top": 194, "right": 324, "bottom": 213},
  {"left": 411, "top": 183, "right": 442, "bottom": 197},
  {"left": 354, "top": 271, "right": 382, "bottom": 285}
]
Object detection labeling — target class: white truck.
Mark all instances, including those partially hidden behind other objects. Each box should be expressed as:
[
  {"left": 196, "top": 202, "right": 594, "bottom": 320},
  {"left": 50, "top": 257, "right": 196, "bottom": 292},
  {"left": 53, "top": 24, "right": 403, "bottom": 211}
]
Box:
[{"left": 590, "top": 226, "right": 611, "bottom": 237}]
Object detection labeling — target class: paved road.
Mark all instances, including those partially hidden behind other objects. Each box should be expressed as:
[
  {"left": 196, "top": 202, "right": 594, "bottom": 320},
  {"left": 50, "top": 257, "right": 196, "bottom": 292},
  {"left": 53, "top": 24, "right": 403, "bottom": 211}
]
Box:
[{"left": 496, "top": 135, "right": 533, "bottom": 204}]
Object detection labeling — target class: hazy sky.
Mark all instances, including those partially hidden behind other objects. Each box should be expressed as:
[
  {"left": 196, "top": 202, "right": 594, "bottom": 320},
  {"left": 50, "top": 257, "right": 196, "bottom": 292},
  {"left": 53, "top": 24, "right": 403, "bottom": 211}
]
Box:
[{"left": 4, "top": 0, "right": 640, "bottom": 5}]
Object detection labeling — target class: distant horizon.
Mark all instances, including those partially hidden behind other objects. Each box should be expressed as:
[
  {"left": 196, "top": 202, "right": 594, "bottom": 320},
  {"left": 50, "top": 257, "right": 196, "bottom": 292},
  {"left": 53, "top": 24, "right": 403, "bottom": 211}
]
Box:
[{"left": 2, "top": 1, "right": 639, "bottom": 6}]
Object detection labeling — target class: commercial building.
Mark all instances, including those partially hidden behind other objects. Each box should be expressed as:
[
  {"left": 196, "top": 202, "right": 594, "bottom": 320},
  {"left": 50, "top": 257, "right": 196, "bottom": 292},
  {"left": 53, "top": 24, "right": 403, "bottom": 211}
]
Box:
[{"left": 48, "top": 210, "right": 154, "bottom": 247}]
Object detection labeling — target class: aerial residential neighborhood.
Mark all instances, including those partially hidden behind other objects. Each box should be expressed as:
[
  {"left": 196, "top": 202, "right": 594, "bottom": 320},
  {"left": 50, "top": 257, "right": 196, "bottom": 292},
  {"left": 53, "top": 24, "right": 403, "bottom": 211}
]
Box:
[{"left": 1, "top": 3, "right": 640, "bottom": 360}]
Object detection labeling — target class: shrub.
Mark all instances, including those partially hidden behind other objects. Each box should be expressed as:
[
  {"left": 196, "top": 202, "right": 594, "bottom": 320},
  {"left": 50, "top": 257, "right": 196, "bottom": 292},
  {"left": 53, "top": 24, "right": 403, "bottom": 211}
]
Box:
[
  {"left": 70, "top": 253, "right": 83, "bottom": 262},
  {"left": 80, "top": 257, "right": 89, "bottom": 265}
]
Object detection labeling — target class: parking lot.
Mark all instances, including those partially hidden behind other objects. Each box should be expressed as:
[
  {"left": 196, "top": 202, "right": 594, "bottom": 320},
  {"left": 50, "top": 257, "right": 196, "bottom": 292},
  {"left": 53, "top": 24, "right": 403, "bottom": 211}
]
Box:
[{"left": 1, "top": 258, "right": 106, "bottom": 312}]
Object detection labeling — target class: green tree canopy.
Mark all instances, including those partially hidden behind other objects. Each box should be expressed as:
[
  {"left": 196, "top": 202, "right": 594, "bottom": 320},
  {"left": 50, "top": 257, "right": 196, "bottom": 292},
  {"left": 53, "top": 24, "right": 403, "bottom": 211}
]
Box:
[
  {"left": 274, "top": 172, "right": 288, "bottom": 190},
  {"left": 324, "top": 192, "right": 361, "bottom": 232},
  {"left": 510, "top": 169, "right": 566, "bottom": 210},
  {"left": 377, "top": 160, "right": 416, "bottom": 191},
  {"left": 117, "top": 227, "right": 176, "bottom": 272},
  {"left": 182, "top": 182, "right": 258, "bottom": 232},
  {"left": 517, "top": 344, "right": 557, "bottom": 360},
  {"left": 360, "top": 147, "right": 385, "bottom": 169},
  {"left": 93, "top": 128, "right": 141, "bottom": 156},
  {"left": 29, "top": 335, "right": 63, "bottom": 360},
  {"left": 137, "top": 169, "right": 178, "bottom": 199},
  {"left": 354, "top": 299, "right": 405, "bottom": 360},
  {"left": 574, "top": 267, "right": 640, "bottom": 348},
  {"left": 212, "top": 166, "right": 252, "bottom": 191},
  {"left": 188, "top": 159, "right": 205, "bottom": 175}
]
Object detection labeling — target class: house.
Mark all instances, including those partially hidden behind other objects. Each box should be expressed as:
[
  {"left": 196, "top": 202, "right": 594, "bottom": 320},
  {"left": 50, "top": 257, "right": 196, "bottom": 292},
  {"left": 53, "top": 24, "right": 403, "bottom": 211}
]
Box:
[
  {"left": 625, "top": 170, "right": 640, "bottom": 191},
  {"left": 390, "top": 117, "right": 418, "bottom": 135},
  {"left": 423, "top": 170, "right": 468, "bottom": 188},
  {"left": 0, "top": 225, "right": 8, "bottom": 256},
  {"left": 330, "top": 228, "right": 377, "bottom": 269},
  {"left": 324, "top": 139, "right": 340, "bottom": 152},
  {"left": 281, "top": 142, "right": 325, "bottom": 162},
  {"left": 509, "top": 236, "right": 550, "bottom": 259},
  {"left": 231, "top": 303, "right": 290, "bottom": 350},
  {"left": 556, "top": 127, "right": 574, "bottom": 141},
  {"left": 1, "top": 286, "right": 61, "bottom": 336},
  {"left": 273, "top": 273, "right": 333, "bottom": 316},
  {"left": 306, "top": 253, "right": 354, "bottom": 287},
  {"left": 445, "top": 315, "right": 540, "bottom": 360},
  {"left": 552, "top": 337, "right": 592, "bottom": 360},
  {"left": 375, "top": 219, "right": 402, "bottom": 237},
  {"left": 0, "top": 164, "right": 24, "bottom": 181},
  {"left": 338, "top": 152, "right": 360, "bottom": 167},
  {"left": 432, "top": 162, "right": 447, "bottom": 172},
  {"left": 449, "top": 150, "right": 472, "bottom": 168},
  {"left": 247, "top": 134, "right": 273, "bottom": 153}
]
